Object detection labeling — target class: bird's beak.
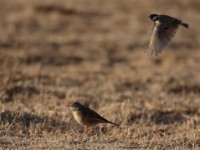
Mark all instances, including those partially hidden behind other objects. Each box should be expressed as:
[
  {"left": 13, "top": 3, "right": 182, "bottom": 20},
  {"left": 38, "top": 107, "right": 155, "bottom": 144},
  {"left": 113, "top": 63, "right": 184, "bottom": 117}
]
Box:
[
  {"left": 149, "top": 15, "right": 152, "bottom": 19},
  {"left": 66, "top": 104, "right": 73, "bottom": 108},
  {"left": 66, "top": 103, "right": 71, "bottom": 107}
]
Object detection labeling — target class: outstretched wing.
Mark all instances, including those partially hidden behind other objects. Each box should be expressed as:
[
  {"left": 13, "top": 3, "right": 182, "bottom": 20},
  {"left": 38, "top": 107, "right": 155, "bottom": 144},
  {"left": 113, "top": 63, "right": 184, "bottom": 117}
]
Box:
[{"left": 146, "top": 22, "right": 179, "bottom": 55}]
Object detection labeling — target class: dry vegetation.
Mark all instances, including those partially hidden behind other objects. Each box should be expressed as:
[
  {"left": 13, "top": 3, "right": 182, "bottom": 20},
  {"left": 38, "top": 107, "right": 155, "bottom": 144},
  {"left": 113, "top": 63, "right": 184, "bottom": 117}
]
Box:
[{"left": 0, "top": 0, "right": 200, "bottom": 149}]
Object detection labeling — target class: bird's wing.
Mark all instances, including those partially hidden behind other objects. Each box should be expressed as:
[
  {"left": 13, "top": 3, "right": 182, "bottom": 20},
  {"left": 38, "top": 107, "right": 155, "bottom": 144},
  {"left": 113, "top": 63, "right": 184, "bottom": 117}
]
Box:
[
  {"left": 84, "top": 107, "right": 109, "bottom": 123},
  {"left": 83, "top": 107, "right": 118, "bottom": 126},
  {"left": 146, "top": 22, "right": 179, "bottom": 55}
]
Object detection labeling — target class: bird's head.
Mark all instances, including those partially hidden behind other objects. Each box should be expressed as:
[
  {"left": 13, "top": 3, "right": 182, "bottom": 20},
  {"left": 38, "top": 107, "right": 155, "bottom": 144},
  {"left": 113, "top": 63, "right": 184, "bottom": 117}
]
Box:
[
  {"left": 149, "top": 14, "right": 160, "bottom": 21},
  {"left": 66, "top": 102, "right": 82, "bottom": 111}
]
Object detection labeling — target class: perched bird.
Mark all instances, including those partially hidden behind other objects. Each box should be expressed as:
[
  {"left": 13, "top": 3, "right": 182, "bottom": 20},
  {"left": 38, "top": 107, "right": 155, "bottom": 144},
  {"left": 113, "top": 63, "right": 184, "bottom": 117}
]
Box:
[
  {"left": 67, "top": 102, "right": 119, "bottom": 132},
  {"left": 146, "top": 14, "right": 189, "bottom": 55}
]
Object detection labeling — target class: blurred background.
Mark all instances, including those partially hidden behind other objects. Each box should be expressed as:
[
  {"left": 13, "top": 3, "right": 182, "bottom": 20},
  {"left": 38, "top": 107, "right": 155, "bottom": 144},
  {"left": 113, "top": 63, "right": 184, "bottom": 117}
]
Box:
[{"left": 0, "top": 0, "right": 200, "bottom": 149}]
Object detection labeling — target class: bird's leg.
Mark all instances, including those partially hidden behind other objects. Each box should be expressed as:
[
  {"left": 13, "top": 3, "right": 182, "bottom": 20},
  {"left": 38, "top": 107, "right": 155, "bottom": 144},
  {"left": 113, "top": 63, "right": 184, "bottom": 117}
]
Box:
[
  {"left": 84, "top": 126, "right": 90, "bottom": 134},
  {"left": 79, "top": 126, "right": 88, "bottom": 139},
  {"left": 84, "top": 126, "right": 93, "bottom": 135}
]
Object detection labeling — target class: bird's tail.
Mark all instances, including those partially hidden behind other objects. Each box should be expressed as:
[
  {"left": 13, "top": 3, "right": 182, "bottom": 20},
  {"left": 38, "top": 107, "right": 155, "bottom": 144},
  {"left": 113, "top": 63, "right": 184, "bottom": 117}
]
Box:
[
  {"left": 107, "top": 121, "right": 119, "bottom": 126},
  {"left": 181, "top": 22, "right": 189, "bottom": 29}
]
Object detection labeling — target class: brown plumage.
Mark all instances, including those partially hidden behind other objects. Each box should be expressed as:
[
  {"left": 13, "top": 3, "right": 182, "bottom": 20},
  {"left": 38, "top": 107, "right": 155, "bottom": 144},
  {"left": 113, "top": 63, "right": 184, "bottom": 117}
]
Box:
[
  {"left": 146, "top": 14, "right": 189, "bottom": 55},
  {"left": 67, "top": 102, "right": 119, "bottom": 132}
]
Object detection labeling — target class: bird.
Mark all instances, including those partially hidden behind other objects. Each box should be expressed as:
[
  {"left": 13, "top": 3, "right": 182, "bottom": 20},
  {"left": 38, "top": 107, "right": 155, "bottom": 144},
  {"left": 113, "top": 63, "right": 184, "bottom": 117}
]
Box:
[
  {"left": 146, "top": 14, "right": 189, "bottom": 55},
  {"left": 66, "top": 102, "right": 119, "bottom": 132}
]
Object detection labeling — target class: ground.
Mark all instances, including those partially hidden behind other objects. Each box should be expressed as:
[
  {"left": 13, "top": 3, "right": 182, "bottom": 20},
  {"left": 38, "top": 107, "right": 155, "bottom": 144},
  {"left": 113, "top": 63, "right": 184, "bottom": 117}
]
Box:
[{"left": 0, "top": 0, "right": 200, "bottom": 149}]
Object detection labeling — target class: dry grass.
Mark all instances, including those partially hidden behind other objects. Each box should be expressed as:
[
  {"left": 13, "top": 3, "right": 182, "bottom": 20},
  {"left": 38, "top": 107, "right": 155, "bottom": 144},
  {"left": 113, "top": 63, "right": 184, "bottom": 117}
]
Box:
[{"left": 1, "top": 0, "right": 200, "bottom": 149}]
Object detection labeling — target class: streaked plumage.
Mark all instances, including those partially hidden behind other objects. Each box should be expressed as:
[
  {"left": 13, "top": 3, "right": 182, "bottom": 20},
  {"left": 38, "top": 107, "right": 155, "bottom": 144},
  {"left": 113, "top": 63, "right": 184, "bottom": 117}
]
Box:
[{"left": 146, "top": 14, "right": 189, "bottom": 55}]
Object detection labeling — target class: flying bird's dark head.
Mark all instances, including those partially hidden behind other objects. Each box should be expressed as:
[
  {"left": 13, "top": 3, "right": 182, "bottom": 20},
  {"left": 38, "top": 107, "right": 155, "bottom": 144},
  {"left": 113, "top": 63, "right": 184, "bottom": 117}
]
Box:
[{"left": 149, "top": 14, "right": 159, "bottom": 21}]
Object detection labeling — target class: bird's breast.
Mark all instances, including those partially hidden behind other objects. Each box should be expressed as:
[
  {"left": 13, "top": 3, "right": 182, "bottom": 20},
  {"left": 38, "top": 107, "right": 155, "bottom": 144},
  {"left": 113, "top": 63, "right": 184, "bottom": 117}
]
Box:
[{"left": 72, "top": 111, "right": 84, "bottom": 126}]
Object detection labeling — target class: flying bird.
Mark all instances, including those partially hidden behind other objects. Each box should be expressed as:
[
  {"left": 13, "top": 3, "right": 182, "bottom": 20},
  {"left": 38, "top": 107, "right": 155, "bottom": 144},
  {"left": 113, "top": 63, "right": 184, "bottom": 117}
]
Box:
[{"left": 146, "top": 14, "right": 189, "bottom": 55}]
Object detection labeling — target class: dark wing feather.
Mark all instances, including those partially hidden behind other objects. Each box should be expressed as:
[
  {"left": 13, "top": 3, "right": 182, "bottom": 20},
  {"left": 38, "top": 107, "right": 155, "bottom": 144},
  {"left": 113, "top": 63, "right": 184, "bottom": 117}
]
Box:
[
  {"left": 146, "top": 22, "right": 178, "bottom": 55},
  {"left": 83, "top": 106, "right": 118, "bottom": 126},
  {"left": 83, "top": 106, "right": 110, "bottom": 123}
]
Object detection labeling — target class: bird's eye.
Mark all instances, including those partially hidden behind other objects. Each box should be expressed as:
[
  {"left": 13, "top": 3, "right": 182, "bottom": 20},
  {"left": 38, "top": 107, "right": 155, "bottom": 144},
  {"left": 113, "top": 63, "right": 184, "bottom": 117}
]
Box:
[{"left": 152, "top": 16, "right": 158, "bottom": 21}]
